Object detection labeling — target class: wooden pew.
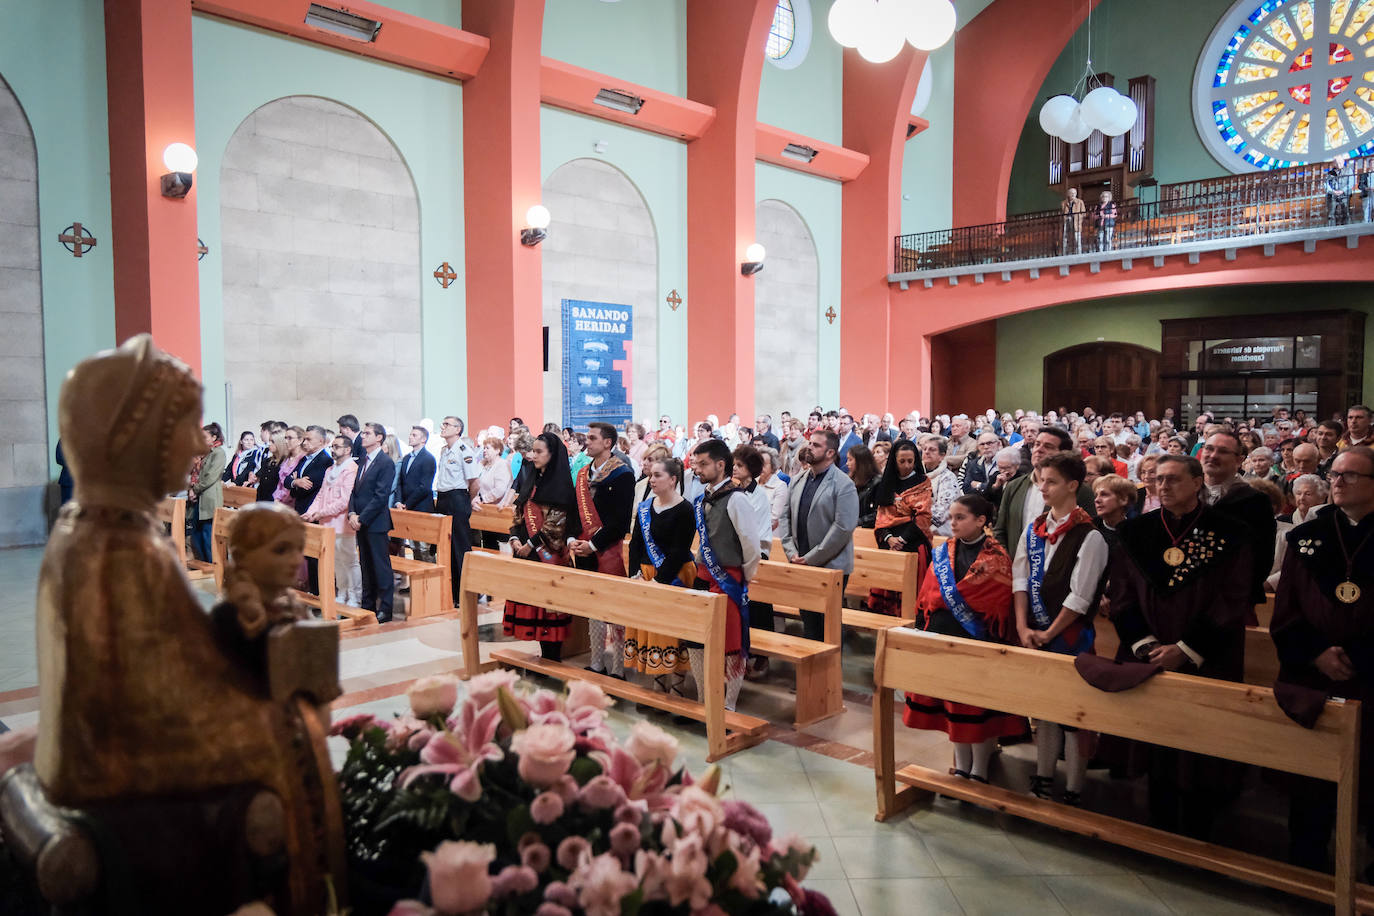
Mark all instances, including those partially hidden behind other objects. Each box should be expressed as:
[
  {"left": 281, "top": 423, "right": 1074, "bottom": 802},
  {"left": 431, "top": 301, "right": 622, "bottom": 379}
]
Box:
[
  {"left": 1093, "top": 616, "right": 1283, "bottom": 689},
  {"left": 155, "top": 496, "right": 189, "bottom": 569},
  {"left": 771, "top": 538, "right": 920, "bottom": 633},
  {"left": 852, "top": 527, "right": 877, "bottom": 550},
  {"left": 223, "top": 484, "right": 257, "bottom": 508},
  {"left": 469, "top": 503, "right": 515, "bottom": 538},
  {"left": 872, "top": 627, "right": 1365, "bottom": 914},
  {"left": 211, "top": 506, "right": 377, "bottom": 629},
  {"left": 748, "top": 560, "right": 845, "bottom": 727},
  {"left": 458, "top": 551, "right": 768, "bottom": 761},
  {"left": 389, "top": 509, "right": 452, "bottom": 618}
]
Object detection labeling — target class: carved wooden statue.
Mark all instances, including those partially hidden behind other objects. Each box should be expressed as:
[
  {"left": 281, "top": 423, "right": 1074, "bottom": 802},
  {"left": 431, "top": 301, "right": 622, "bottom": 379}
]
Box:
[{"left": 1, "top": 335, "right": 344, "bottom": 915}]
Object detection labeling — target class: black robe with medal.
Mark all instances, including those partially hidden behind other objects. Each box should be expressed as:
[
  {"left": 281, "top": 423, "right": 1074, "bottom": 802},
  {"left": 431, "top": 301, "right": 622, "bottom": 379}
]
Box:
[{"left": 1108, "top": 506, "right": 1253, "bottom": 681}]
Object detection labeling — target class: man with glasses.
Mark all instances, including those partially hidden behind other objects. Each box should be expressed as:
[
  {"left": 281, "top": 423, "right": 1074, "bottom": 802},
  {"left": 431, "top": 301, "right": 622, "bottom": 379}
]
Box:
[
  {"left": 436, "top": 416, "right": 481, "bottom": 604},
  {"left": 1109, "top": 454, "right": 1253, "bottom": 838},
  {"left": 1199, "top": 430, "right": 1275, "bottom": 612},
  {"left": 754, "top": 414, "right": 779, "bottom": 450},
  {"left": 1272, "top": 447, "right": 1374, "bottom": 872},
  {"left": 961, "top": 432, "right": 1003, "bottom": 494}
]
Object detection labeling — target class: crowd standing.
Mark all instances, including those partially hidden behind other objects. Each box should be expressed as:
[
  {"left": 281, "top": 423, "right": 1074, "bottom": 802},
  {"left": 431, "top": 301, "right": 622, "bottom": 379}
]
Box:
[{"left": 190, "top": 399, "right": 1374, "bottom": 872}]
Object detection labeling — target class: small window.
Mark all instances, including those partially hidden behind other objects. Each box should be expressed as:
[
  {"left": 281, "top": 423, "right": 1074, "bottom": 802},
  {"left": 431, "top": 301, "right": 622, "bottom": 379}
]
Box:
[
  {"left": 765, "top": 0, "right": 813, "bottom": 71},
  {"left": 767, "top": 0, "right": 796, "bottom": 61}
]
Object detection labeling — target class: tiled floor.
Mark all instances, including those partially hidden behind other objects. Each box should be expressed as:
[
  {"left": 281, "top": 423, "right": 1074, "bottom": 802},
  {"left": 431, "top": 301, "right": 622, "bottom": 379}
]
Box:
[{"left": 0, "top": 544, "right": 1338, "bottom": 914}]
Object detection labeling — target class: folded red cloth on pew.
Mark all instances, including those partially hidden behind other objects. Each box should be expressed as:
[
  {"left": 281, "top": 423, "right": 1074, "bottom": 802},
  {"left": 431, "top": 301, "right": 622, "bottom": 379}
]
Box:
[
  {"left": 1273, "top": 680, "right": 1327, "bottom": 729},
  {"left": 1074, "top": 654, "right": 1163, "bottom": 691}
]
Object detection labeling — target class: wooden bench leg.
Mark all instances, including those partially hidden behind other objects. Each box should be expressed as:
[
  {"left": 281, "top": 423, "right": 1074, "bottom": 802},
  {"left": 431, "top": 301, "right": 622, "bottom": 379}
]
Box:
[
  {"left": 407, "top": 575, "right": 441, "bottom": 618},
  {"left": 792, "top": 653, "right": 844, "bottom": 729},
  {"left": 874, "top": 686, "right": 925, "bottom": 821}
]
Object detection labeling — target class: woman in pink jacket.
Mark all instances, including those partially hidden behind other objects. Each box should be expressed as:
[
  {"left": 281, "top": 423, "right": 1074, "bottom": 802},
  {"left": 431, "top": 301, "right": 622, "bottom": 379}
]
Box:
[{"left": 301, "top": 434, "right": 360, "bottom": 605}]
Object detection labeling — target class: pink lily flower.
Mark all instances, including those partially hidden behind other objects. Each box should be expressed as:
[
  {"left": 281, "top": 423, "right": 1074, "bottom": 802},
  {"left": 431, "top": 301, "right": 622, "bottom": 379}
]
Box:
[{"left": 399, "top": 702, "right": 503, "bottom": 801}]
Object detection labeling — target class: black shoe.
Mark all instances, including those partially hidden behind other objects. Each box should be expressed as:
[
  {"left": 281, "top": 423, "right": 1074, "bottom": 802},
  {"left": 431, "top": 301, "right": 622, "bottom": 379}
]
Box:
[
  {"left": 969, "top": 774, "right": 989, "bottom": 784},
  {"left": 1060, "top": 790, "right": 1083, "bottom": 807},
  {"left": 374, "top": 611, "right": 393, "bottom": 624},
  {"left": 1029, "top": 775, "right": 1054, "bottom": 799},
  {"left": 950, "top": 768, "right": 971, "bottom": 780}
]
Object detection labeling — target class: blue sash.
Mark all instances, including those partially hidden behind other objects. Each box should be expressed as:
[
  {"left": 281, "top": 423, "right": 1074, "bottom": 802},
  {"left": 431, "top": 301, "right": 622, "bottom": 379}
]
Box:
[
  {"left": 693, "top": 491, "right": 750, "bottom": 657},
  {"left": 637, "top": 499, "right": 665, "bottom": 568},
  {"left": 931, "top": 542, "right": 986, "bottom": 640},
  {"left": 1025, "top": 522, "right": 1094, "bottom": 655}
]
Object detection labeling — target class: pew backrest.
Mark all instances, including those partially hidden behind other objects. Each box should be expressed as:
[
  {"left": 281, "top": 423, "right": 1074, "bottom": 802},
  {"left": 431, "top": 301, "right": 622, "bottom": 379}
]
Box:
[
  {"left": 223, "top": 484, "right": 256, "bottom": 508},
  {"left": 156, "top": 496, "right": 188, "bottom": 567},
  {"left": 211, "top": 506, "right": 338, "bottom": 620},
  {"left": 846, "top": 547, "right": 921, "bottom": 620},
  {"left": 469, "top": 504, "right": 515, "bottom": 535},
  {"left": 750, "top": 560, "right": 843, "bottom": 646}
]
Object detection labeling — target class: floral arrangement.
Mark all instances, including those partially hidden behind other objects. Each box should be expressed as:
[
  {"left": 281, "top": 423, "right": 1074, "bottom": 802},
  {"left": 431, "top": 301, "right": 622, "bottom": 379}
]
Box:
[{"left": 331, "top": 671, "right": 831, "bottom": 916}]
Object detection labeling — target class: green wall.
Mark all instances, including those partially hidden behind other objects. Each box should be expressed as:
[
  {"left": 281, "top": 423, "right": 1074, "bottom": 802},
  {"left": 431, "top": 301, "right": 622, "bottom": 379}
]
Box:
[
  {"left": 756, "top": 161, "right": 843, "bottom": 407},
  {"left": 1005, "top": 0, "right": 1236, "bottom": 216},
  {"left": 901, "top": 41, "right": 955, "bottom": 234},
  {"left": 995, "top": 284, "right": 1374, "bottom": 412},
  {"left": 540, "top": 105, "right": 690, "bottom": 423},
  {"left": 758, "top": 0, "right": 842, "bottom": 145},
  {"left": 0, "top": 0, "right": 114, "bottom": 471},
  {"left": 191, "top": 15, "right": 466, "bottom": 428},
  {"left": 542, "top": 0, "right": 687, "bottom": 96}
]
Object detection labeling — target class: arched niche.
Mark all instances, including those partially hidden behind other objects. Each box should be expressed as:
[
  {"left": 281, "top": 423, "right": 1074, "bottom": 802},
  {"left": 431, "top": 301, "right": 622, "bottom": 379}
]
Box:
[
  {"left": 541, "top": 158, "right": 658, "bottom": 427},
  {"left": 754, "top": 198, "right": 819, "bottom": 418},
  {"left": 219, "top": 96, "right": 421, "bottom": 433},
  {"left": 0, "top": 71, "right": 49, "bottom": 545}
]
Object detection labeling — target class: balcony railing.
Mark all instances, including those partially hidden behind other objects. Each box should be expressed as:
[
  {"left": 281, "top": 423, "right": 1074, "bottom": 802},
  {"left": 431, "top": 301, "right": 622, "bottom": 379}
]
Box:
[{"left": 893, "top": 161, "right": 1370, "bottom": 275}]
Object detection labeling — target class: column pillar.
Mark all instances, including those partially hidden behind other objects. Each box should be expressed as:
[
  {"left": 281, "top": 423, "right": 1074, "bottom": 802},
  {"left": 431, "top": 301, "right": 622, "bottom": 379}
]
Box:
[
  {"left": 104, "top": 0, "right": 201, "bottom": 373},
  {"left": 840, "top": 48, "right": 923, "bottom": 414},
  {"left": 684, "top": 0, "right": 775, "bottom": 423},
  {"left": 461, "top": 0, "right": 545, "bottom": 426}
]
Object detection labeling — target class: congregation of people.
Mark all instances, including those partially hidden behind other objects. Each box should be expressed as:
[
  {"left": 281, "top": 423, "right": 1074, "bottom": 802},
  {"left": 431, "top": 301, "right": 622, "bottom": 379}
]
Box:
[{"left": 165, "top": 398, "right": 1374, "bottom": 874}]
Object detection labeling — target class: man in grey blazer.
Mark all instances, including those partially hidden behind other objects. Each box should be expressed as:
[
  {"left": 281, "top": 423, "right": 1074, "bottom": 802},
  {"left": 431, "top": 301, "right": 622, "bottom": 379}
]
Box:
[
  {"left": 993, "top": 426, "right": 1096, "bottom": 552},
  {"left": 778, "top": 428, "right": 859, "bottom": 641}
]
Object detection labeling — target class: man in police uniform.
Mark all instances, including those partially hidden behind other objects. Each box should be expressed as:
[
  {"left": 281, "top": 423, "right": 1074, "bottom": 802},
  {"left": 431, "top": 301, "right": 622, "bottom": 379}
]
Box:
[{"left": 436, "top": 415, "right": 481, "bottom": 601}]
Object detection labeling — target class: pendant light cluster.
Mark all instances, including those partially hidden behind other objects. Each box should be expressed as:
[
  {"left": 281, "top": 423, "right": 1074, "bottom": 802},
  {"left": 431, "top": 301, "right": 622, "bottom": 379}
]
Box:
[
  {"left": 1037, "top": 3, "right": 1136, "bottom": 142},
  {"left": 827, "top": 0, "right": 956, "bottom": 64}
]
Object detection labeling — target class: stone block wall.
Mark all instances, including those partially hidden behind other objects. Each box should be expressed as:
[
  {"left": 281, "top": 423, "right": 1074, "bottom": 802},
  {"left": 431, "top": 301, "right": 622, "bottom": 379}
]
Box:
[
  {"left": 220, "top": 96, "right": 422, "bottom": 436},
  {"left": 541, "top": 158, "right": 658, "bottom": 428},
  {"left": 755, "top": 199, "right": 819, "bottom": 419},
  {"left": 0, "top": 74, "right": 48, "bottom": 546}
]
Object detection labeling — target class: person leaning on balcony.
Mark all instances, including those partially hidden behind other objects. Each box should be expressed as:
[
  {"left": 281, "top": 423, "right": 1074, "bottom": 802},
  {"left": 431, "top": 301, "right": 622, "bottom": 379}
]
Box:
[
  {"left": 1060, "top": 187, "right": 1086, "bottom": 254},
  {"left": 1094, "top": 190, "right": 1118, "bottom": 250}
]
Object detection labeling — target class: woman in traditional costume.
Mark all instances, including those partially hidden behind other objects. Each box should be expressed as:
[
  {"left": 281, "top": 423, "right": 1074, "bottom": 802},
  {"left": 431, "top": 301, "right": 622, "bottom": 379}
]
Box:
[
  {"left": 903, "top": 494, "right": 1026, "bottom": 782},
  {"left": 625, "top": 456, "right": 697, "bottom": 695},
  {"left": 502, "top": 432, "right": 582, "bottom": 661},
  {"left": 866, "top": 439, "right": 932, "bottom": 615},
  {"left": 1013, "top": 451, "right": 1109, "bottom": 806}
]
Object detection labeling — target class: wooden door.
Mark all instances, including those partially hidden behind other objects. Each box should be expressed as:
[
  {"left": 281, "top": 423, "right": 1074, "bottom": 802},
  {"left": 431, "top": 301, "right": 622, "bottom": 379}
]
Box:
[{"left": 1043, "top": 342, "right": 1160, "bottom": 418}]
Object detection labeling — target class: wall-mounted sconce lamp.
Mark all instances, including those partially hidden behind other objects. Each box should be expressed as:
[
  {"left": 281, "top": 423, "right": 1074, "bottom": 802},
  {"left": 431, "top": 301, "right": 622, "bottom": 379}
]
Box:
[
  {"left": 161, "top": 143, "right": 198, "bottom": 199},
  {"left": 741, "top": 242, "right": 766, "bottom": 276},
  {"left": 521, "top": 204, "right": 551, "bottom": 247}
]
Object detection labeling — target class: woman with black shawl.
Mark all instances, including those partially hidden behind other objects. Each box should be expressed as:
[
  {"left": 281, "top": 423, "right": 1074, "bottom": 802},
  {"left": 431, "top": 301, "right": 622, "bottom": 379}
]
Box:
[
  {"left": 502, "top": 432, "right": 582, "bottom": 660},
  {"left": 866, "top": 439, "right": 934, "bottom": 615}
]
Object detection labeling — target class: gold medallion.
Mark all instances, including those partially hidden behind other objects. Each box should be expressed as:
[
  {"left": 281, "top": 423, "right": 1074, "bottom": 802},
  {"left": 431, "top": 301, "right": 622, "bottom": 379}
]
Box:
[
  {"left": 1336, "top": 581, "right": 1362, "bottom": 604},
  {"left": 1163, "top": 546, "right": 1185, "bottom": 567}
]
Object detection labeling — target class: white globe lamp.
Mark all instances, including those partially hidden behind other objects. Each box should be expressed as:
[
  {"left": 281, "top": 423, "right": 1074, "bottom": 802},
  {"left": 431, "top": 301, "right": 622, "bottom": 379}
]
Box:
[
  {"left": 827, "top": 0, "right": 873, "bottom": 49},
  {"left": 905, "top": 0, "right": 956, "bottom": 51},
  {"left": 1038, "top": 95, "right": 1079, "bottom": 137},
  {"left": 858, "top": 17, "right": 907, "bottom": 62},
  {"left": 1101, "top": 94, "right": 1139, "bottom": 137},
  {"left": 1080, "top": 86, "right": 1123, "bottom": 132},
  {"left": 163, "top": 142, "right": 198, "bottom": 173},
  {"left": 1060, "top": 110, "right": 1095, "bottom": 144}
]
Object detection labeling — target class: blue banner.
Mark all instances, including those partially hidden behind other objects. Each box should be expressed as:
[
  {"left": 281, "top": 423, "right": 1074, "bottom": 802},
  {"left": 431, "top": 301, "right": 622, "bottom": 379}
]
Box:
[{"left": 561, "top": 298, "right": 633, "bottom": 431}]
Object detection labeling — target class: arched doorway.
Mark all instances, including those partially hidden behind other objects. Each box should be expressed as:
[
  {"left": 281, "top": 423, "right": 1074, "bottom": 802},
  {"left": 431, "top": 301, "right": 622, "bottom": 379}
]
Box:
[
  {"left": 0, "top": 72, "right": 48, "bottom": 545},
  {"left": 541, "top": 158, "right": 658, "bottom": 427},
  {"left": 220, "top": 96, "right": 421, "bottom": 431},
  {"left": 1043, "top": 341, "right": 1160, "bottom": 418},
  {"left": 754, "top": 199, "right": 819, "bottom": 419}
]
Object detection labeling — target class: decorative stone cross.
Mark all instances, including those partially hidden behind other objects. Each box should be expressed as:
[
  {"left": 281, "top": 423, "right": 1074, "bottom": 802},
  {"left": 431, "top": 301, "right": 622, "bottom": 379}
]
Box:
[
  {"left": 665, "top": 289, "right": 682, "bottom": 311},
  {"left": 58, "top": 223, "right": 97, "bottom": 258},
  {"left": 825, "top": 306, "right": 837, "bottom": 324},
  {"left": 433, "top": 261, "right": 457, "bottom": 289}
]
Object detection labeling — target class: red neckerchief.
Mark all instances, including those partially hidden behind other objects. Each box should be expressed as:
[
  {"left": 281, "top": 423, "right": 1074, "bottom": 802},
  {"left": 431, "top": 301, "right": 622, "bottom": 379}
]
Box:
[{"left": 1032, "top": 506, "right": 1093, "bottom": 545}]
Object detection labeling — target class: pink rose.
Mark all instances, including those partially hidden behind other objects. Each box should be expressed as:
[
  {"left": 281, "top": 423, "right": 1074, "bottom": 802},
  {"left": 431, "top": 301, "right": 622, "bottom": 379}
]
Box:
[
  {"left": 569, "top": 853, "right": 638, "bottom": 916},
  {"left": 624, "top": 721, "right": 678, "bottom": 770},
  {"left": 566, "top": 679, "right": 613, "bottom": 714},
  {"left": 530, "top": 790, "right": 565, "bottom": 825},
  {"left": 491, "top": 864, "right": 539, "bottom": 898},
  {"left": 511, "top": 723, "right": 576, "bottom": 788},
  {"left": 421, "top": 841, "right": 495, "bottom": 915},
  {"left": 408, "top": 675, "right": 459, "bottom": 719},
  {"left": 609, "top": 821, "right": 642, "bottom": 860},
  {"left": 521, "top": 842, "right": 551, "bottom": 872},
  {"left": 466, "top": 669, "right": 521, "bottom": 709},
  {"left": 386, "top": 903, "right": 435, "bottom": 916},
  {"left": 672, "top": 785, "right": 723, "bottom": 838},
  {"left": 556, "top": 835, "right": 591, "bottom": 871},
  {"left": 534, "top": 905, "right": 571, "bottom": 916},
  {"left": 578, "top": 775, "right": 626, "bottom": 810}
]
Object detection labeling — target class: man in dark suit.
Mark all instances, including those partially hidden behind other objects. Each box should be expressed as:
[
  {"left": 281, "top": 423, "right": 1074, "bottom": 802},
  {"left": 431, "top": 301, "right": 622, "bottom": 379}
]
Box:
[
  {"left": 836, "top": 412, "right": 863, "bottom": 474},
  {"left": 288, "top": 425, "right": 333, "bottom": 593},
  {"left": 1200, "top": 430, "right": 1275, "bottom": 612},
  {"left": 338, "top": 413, "right": 364, "bottom": 460},
  {"left": 993, "top": 427, "right": 1096, "bottom": 550},
  {"left": 349, "top": 422, "right": 396, "bottom": 623},
  {"left": 393, "top": 424, "right": 437, "bottom": 512},
  {"left": 960, "top": 431, "right": 1003, "bottom": 494}
]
